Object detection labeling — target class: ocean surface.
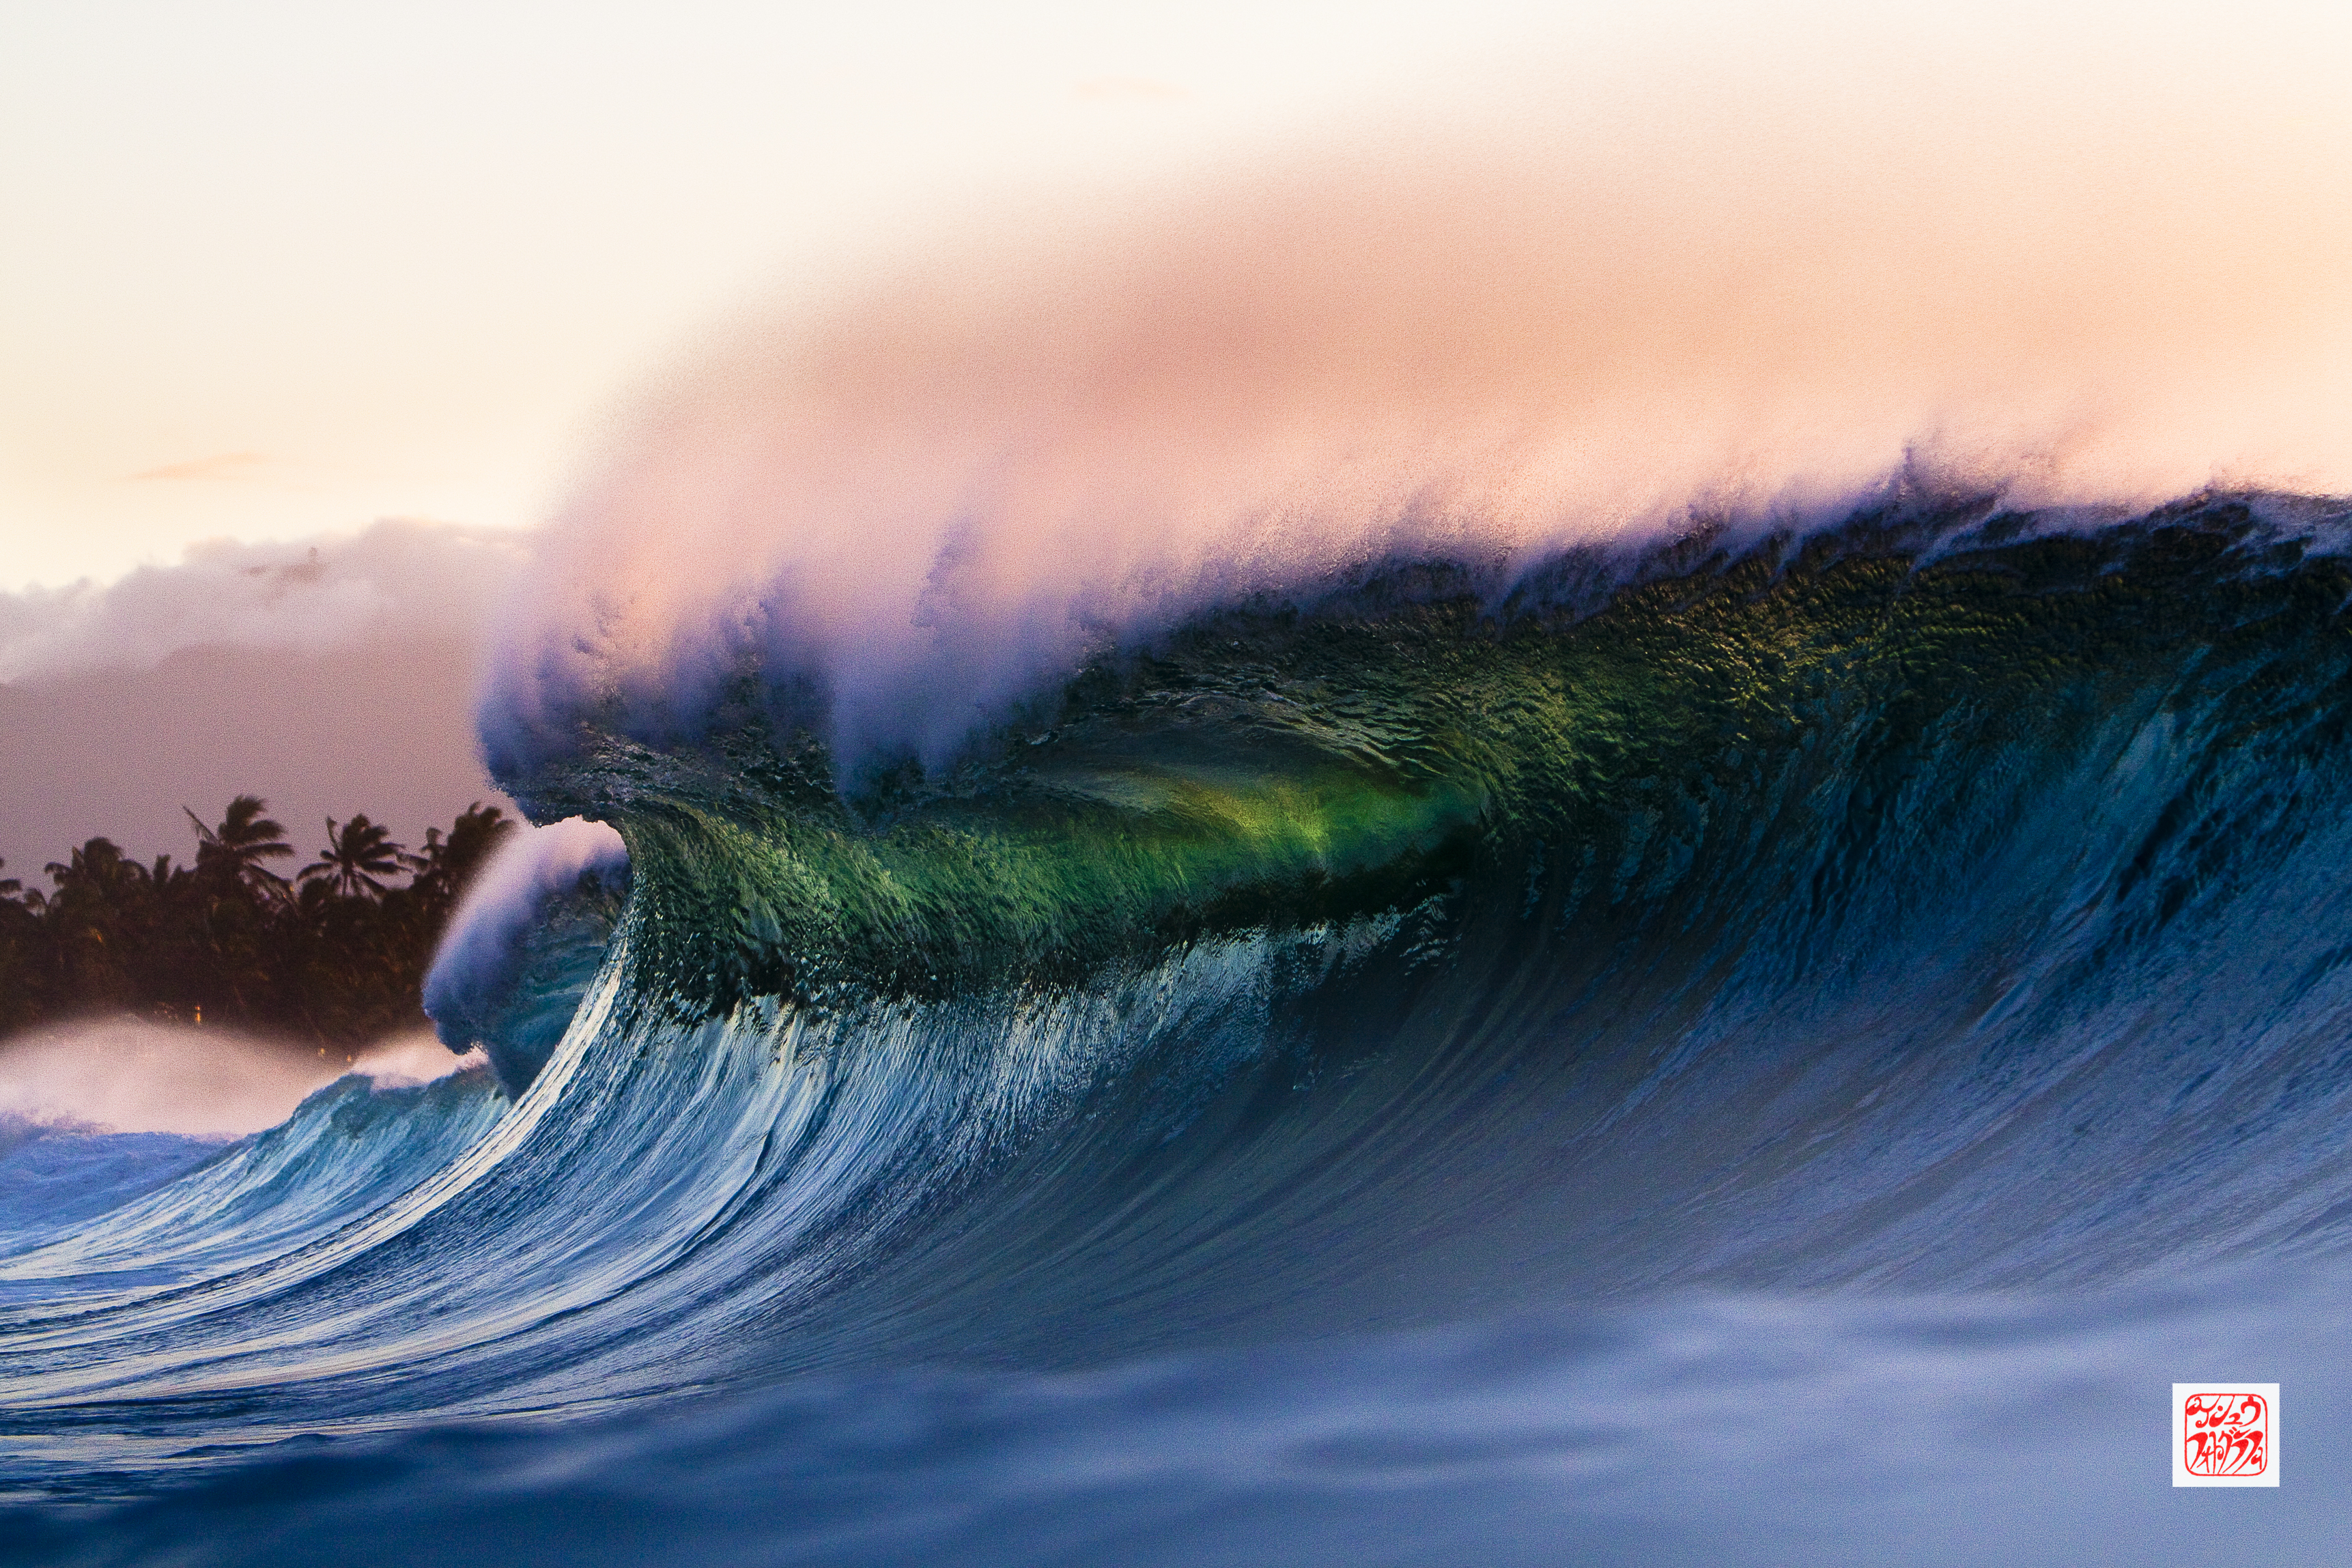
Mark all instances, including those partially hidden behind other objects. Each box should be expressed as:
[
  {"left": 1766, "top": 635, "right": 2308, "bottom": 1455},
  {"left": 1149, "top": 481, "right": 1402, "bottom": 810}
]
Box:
[{"left": 8, "top": 495, "right": 2352, "bottom": 1563}]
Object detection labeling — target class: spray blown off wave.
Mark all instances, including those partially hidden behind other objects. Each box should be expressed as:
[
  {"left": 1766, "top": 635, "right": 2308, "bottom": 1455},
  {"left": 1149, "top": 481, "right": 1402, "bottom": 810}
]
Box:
[{"left": 484, "top": 3, "right": 2352, "bottom": 782}]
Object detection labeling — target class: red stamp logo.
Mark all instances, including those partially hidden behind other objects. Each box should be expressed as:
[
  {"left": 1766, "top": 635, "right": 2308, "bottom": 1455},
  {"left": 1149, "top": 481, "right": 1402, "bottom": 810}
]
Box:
[{"left": 2182, "top": 1392, "right": 2268, "bottom": 1478}]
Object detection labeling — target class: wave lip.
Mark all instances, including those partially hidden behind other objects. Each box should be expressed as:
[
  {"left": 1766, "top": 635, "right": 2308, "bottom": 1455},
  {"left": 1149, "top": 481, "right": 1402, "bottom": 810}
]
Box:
[
  {"left": 487, "top": 492, "right": 2352, "bottom": 1014},
  {"left": 423, "top": 818, "right": 629, "bottom": 1092}
]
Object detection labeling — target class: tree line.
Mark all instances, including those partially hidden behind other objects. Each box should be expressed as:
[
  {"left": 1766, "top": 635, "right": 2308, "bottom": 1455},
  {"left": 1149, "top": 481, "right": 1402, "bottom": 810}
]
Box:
[{"left": 0, "top": 797, "right": 515, "bottom": 1049}]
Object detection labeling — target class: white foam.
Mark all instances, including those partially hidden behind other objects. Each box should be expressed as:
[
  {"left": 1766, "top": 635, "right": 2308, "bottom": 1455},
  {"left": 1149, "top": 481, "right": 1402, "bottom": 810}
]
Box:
[
  {"left": 422, "top": 818, "right": 629, "bottom": 1044},
  {"left": 351, "top": 1036, "right": 492, "bottom": 1090}
]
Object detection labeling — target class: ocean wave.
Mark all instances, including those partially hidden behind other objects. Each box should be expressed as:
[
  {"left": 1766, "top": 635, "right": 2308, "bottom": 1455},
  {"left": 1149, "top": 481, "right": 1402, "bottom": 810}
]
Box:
[{"left": 13, "top": 494, "right": 2352, "bottom": 1559}]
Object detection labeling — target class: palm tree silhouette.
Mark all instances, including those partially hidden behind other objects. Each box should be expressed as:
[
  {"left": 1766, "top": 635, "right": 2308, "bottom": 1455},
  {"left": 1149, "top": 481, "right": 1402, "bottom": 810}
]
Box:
[
  {"left": 38, "top": 838, "right": 150, "bottom": 999},
  {"left": 185, "top": 795, "right": 295, "bottom": 899},
  {"left": 300, "top": 815, "right": 409, "bottom": 900},
  {"left": 408, "top": 803, "right": 516, "bottom": 911},
  {"left": 44, "top": 836, "right": 149, "bottom": 903},
  {"left": 0, "top": 796, "right": 522, "bottom": 1048}
]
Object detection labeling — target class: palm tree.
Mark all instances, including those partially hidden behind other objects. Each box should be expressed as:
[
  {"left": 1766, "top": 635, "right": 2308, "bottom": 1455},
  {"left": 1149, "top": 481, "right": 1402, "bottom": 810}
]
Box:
[
  {"left": 408, "top": 803, "right": 516, "bottom": 912},
  {"left": 0, "top": 856, "right": 39, "bottom": 1029},
  {"left": 44, "top": 837, "right": 148, "bottom": 902},
  {"left": 186, "top": 795, "right": 294, "bottom": 899},
  {"left": 39, "top": 837, "right": 150, "bottom": 1001},
  {"left": 300, "top": 815, "right": 409, "bottom": 900}
]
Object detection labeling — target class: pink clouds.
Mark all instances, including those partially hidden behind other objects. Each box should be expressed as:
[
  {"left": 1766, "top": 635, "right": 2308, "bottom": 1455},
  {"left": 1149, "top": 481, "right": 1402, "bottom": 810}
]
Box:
[{"left": 0, "top": 519, "right": 528, "bottom": 685}]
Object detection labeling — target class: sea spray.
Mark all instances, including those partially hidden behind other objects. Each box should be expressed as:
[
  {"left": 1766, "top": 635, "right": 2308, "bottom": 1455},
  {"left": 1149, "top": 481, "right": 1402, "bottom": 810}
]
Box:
[{"left": 423, "top": 818, "right": 629, "bottom": 1092}]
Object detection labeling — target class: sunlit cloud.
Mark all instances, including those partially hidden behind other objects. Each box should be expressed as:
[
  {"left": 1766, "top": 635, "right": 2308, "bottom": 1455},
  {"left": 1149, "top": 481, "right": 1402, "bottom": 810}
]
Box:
[
  {"left": 128, "top": 451, "right": 277, "bottom": 483},
  {"left": 0, "top": 518, "right": 531, "bottom": 685}
]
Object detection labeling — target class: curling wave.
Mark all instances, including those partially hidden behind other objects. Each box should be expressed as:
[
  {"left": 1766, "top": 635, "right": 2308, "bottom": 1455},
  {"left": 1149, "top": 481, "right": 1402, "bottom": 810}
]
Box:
[{"left": 11, "top": 494, "right": 2352, "bottom": 1563}]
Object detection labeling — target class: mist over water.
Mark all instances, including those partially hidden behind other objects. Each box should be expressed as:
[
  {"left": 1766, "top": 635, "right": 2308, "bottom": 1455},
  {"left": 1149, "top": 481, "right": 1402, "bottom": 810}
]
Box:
[
  {"left": 0, "top": 1022, "right": 326, "bottom": 1139},
  {"left": 0, "top": 1020, "right": 479, "bottom": 1138},
  {"left": 0, "top": 1025, "right": 488, "bottom": 1277}
]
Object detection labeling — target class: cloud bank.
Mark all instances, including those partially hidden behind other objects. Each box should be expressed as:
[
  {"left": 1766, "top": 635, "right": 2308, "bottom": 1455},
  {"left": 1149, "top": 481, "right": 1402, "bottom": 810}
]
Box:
[
  {"left": 0, "top": 519, "right": 526, "bottom": 878},
  {"left": 0, "top": 519, "right": 530, "bottom": 686},
  {"left": 481, "top": 4, "right": 2352, "bottom": 782}
]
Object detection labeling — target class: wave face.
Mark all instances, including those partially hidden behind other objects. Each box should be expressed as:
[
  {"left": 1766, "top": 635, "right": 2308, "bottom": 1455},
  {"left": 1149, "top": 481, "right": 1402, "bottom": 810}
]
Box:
[{"left": 12, "top": 496, "right": 2352, "bottom": 1563}]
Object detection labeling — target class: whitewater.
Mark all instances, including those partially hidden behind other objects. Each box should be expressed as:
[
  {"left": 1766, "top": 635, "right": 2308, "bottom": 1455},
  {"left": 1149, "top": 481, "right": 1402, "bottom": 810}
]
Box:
[{"left": 12, "top": 16, "right": 2352, "bottom": 1560}]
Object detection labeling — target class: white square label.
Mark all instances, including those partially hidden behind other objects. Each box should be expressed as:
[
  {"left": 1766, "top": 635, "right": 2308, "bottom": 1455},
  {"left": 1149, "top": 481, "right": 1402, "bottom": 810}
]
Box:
[{"left": 2173, "top": 1383, "right": 2278, "bottom": 1487}]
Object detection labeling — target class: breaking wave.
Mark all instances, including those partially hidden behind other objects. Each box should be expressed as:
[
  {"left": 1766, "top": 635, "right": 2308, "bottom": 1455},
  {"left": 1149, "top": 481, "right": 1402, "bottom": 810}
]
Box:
[{"left": 10, "top": 492, "right": 2352, "bottom": 1561}]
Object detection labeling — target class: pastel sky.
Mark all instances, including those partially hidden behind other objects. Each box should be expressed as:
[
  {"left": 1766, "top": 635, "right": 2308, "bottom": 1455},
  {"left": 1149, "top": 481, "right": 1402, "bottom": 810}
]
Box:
[
  {"left": 0, "top": 0, "right": 1621, "bottom": 593},
  {"left": 5, "top": 0, "right": 2349, "bottom": 874},
  {"left": 12, "top": 2, "right": 2350, "bottom": 597}
]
